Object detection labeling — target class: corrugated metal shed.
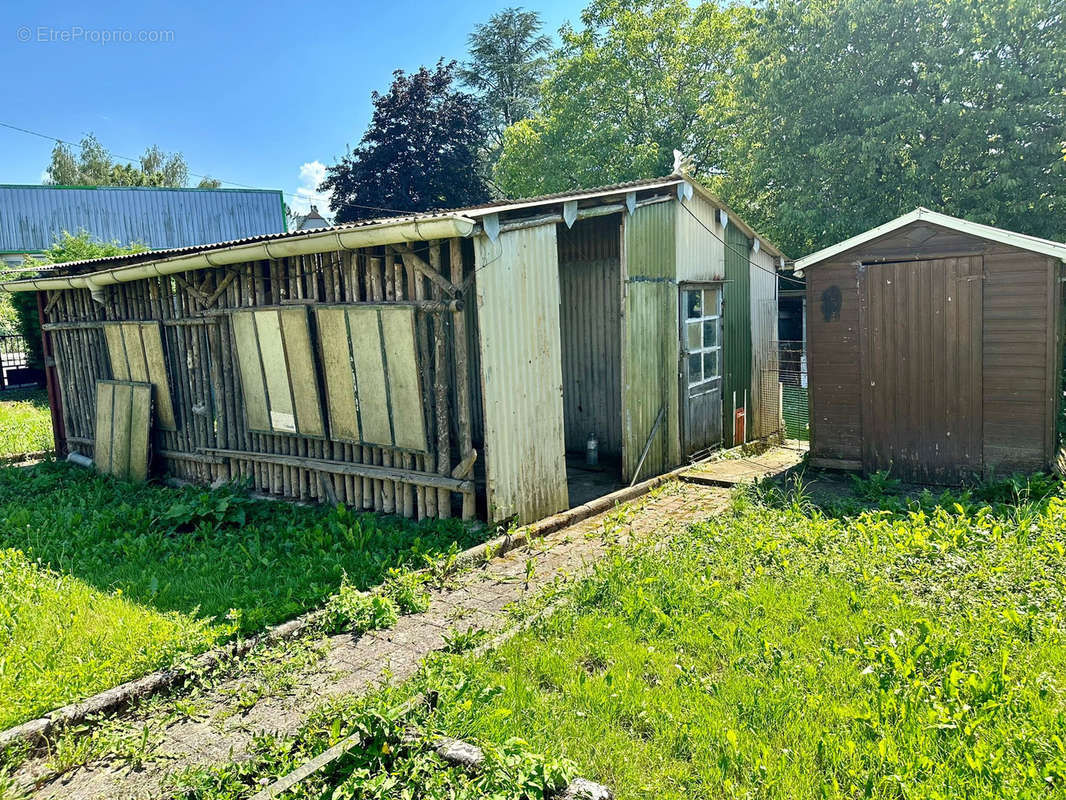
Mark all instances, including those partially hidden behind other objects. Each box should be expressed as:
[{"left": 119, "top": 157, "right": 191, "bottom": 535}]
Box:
[
  {"left": 475, "top": 225, "right": 569, "bottom": 523},
  {"left": 558, "top": 215, "right": 623, "bottom": 457},
  {"left": 675, "top": 193, "right": 725, "bottom": 282},
  {"left": 622, "top": 202, "right": 681, "bottom": 481},
  {"left": 0, "top": 185, "right": 286, "bottom": 253}
]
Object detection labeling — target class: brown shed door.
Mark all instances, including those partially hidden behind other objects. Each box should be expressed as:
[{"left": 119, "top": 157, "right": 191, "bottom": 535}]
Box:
[{"left": 859, "top": 257, "right": 983, "bottom": 483}]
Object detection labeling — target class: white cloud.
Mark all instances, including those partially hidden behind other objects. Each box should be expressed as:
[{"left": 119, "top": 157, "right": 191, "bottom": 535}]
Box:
[{"left": 290, "top": 160, "right": 332, "bottom": 219}]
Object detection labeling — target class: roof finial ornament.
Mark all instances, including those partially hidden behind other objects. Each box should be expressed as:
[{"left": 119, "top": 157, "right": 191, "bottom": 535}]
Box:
[{"left": 672, "top": 149, "right": 693, "bottom": 176}]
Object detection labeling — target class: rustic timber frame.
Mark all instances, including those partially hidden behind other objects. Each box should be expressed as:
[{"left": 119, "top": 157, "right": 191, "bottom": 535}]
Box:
[
  {"left": 8, "top": 174, "right": 788, "bottom": 525},
  {"left": 35, "top": 237, "right": 480, "bottom": 519}
]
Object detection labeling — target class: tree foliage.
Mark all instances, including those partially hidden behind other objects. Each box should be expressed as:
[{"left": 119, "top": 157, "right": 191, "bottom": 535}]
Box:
[
  {"left": 46, "top": 134, "right": 221, "bottom": 188},
  {"left": 460, "top": 7, "right": 553, "bottom": 150},
  {"left": 716, "top": 0, "right": 1066, "bottom": 256},
  {"left": 1, "top": 232, "right": 147, "bottom": 368},
  {"left": 493, "top": 0, "right": 755, "bottom": 197},
  {"left": 321, "top": 61, "right": 491, "bottom": 222}
]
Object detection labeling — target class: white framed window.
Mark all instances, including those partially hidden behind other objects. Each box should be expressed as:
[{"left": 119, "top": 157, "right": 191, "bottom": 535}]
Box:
[{"left": 682, "top": 286, "right": 722, "bottom": 389}]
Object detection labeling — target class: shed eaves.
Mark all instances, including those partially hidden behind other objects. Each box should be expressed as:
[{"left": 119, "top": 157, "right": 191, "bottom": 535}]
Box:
[{"left": 794, "top": 208, "right": 1066, "bottom": 271}]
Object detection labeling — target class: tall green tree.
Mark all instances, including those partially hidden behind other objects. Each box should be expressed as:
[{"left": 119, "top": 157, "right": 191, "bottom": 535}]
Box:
[
  {"left": 46, "top": 134, "right": 221, "bottom": 188},
  {"left": 321, "top": 61, "right": 491, "bottom": 222},
  {"left": 460, "top": 7, "right": 553, "bottom": 151},
  {"left": 717, "top": 0, "right": 1066, "bottom": 256},
  {"left": 494, "top": 0, "right": 755, "bottom": 197}
]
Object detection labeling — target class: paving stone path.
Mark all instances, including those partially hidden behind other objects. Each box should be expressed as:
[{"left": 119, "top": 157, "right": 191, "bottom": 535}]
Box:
[{"left": 18, "top": 481, "right": 730, "bottom": 800}]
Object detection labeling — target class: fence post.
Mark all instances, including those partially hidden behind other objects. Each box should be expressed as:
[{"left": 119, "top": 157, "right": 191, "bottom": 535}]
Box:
[{"left": 37, "top": 291, "right": 66, "bottom": 458}]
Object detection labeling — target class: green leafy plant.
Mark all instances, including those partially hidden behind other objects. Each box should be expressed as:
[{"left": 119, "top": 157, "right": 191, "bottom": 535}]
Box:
[
  {"left": 0, "top": 460, "right": 480, "bottom": 729},
  {"left": 849, "top": 469, "right": 901, "bottom": 500},
  {"left": 156, "top": 484, "right": 254, "bottom": 534},
  {"left": 382, "top": 568, "right": 431, "bottom": 615},
  {"left": 323, "top": 578, "right": 399, "bottom": 635}
]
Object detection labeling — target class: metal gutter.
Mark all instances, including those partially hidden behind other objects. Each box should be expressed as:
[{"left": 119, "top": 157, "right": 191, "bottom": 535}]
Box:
[{"left": 1, "top": 215, "right": 476, "bottom": 298}]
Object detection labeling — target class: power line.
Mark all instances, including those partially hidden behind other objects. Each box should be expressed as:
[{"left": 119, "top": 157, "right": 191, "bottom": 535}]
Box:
[
  {"left": 677, "top": 198, "right": 805, "bottom": 287},
  {"left": 0, "top": 120, "right": 410, "bottom": 217}
]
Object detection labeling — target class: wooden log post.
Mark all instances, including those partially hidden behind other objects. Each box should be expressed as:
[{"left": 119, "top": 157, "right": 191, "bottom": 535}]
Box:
[
  {"left": 449, "top": 238, "right": 477, "bottom": 520},
  {"left": 430, "top": 242, "right": 452, "bottom": 517}
]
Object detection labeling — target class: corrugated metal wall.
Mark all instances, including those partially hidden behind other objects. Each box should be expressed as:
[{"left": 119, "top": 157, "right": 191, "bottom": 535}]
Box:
[
  {"left": 0, "top": 185, "right": 286, "bottom": 252},
  {"left": 474, "top": 225, "right": 568, "bottom": 523},
  {"left": 749, "top": 247, "right": 780, "bottom": 439},
  {"left": 622, "top": 202, "right": 680, "bottom": 481},
  {"left": 675, "top": 193, "right": 726, "bottom": 282},
  {"left": 558, "top": 216, "right": 623, "bottom": 456},
  {"left": 723, "top": 222, "right": 752, "bottom": 446}
]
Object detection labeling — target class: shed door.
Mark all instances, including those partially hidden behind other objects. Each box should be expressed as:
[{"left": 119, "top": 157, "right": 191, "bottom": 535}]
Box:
[
  {"left": 680, "top": 284, "right": 723, "bottom": 457},
  {"left": 475, "top": 226, "right": 568, "bottom": 524},
  {"left": 859, "top": 257, "right": 983, "bottom": 483}
]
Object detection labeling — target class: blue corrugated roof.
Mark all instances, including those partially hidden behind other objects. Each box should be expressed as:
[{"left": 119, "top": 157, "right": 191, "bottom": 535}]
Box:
[{"left": 0, "top": 184, "right": 286, "bottom": 253}]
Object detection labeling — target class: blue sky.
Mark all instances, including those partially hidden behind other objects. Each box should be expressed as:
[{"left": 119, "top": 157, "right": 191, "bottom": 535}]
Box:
[{"left": 2, "top": 0, "right": 581, "bottom": 218}]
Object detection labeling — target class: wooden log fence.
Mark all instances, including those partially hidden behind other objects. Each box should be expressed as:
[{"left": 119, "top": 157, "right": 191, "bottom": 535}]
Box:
[{"left": 41, "top": 238, "right": 479, "bottom": 520}]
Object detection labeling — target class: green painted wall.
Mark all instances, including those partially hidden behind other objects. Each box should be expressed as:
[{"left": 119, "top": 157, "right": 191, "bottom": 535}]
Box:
[
  {"left": 622, "top": 202, "right": 680, "bottom": 481},
  {"left": 722, "top": 223, "right": 752, "bottom": 446}
]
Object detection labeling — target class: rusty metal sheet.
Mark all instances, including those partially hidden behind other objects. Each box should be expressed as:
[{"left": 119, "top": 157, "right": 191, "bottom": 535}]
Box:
[{"left": 475, "top": 224, "right": 568, "bottom": 523}]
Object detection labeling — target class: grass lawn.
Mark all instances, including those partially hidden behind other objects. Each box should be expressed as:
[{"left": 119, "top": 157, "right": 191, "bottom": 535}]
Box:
[
  {"left": 427, "top": 481, "right": 1066, "bottom": 798},
  {"left": 0, "top": 461, "right": 481, "bottom": 730},
  {"left": 177, "top": 475, "right": 1066, "bottom": 799},
  {"left": 0, "top": 388, "right": 53, "bottom": 457}
]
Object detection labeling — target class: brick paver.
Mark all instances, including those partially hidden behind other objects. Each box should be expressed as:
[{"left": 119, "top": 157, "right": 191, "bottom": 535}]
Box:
[{"left": 19, "top": 481, "right": 729, "bottom": 800}]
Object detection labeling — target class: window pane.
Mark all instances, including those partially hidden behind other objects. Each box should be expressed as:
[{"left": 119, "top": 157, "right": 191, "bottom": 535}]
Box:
[
  {"left": 688, "top": 353, "right": 702, "bottom": 383},
  {"left": 703, "top": 320, "right": 718, "bottom": 348},
  {"left": 703, "top": 288, "right": 720, "bottom": 317},
  {"left": 687, "top": 322, "right": 701, "bottom": 351},
  {"left": 703, "top": 350, "right": 719, "bottom": 379},
  {"left": 686, "top": 290, "right": 702, "bottom": 319}
]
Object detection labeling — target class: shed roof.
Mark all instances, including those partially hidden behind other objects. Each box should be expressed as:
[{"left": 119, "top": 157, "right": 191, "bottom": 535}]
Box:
[
  {"left": 0, "top": 184, "right": 286, "bottom": 255},
  {"left": 795, "top": 208, "right": 1066, "bottom": 271},
  {"left": 0, "top": 174, "right": 785, "bottom": 292}
]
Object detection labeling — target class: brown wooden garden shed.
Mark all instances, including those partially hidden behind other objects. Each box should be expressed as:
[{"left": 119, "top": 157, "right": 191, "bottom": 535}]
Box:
[{"left": 796, "top": 209, "right": 1066, "bottom": 483}]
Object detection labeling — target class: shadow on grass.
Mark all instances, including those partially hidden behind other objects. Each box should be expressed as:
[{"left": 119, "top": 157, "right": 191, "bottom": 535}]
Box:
[
  {"left": 0, "top": 387, "right": 49, "bottom": 407},
  {"left": 0, "top": 461, "right": 484, "bottom": 633},
  {"left": 748, "top": 463, "right": 1065, "bottom": 521}
]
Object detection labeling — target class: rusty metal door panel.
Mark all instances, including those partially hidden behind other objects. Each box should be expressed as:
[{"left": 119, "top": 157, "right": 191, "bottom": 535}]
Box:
[
  {"left": 475, "top": 225, "right": 568, "bottom": 524},
  {"left": 859, "top": 257, "right": 983, "bottom": 482}
]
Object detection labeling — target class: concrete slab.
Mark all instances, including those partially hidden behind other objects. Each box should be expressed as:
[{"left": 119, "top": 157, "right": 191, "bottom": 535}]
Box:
[{"left": 681, "top": 446, "right": 803, "bottom": 487}]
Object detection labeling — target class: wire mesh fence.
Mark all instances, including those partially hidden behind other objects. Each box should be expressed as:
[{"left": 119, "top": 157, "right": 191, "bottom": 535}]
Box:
[{"left": 757, "top": 340, "right": 808, "bottom": 448}]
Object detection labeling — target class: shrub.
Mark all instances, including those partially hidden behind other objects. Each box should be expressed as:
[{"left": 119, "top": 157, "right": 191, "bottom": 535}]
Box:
[{"left": 323, "top": 578, "right": 399, "bottom": 635}]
